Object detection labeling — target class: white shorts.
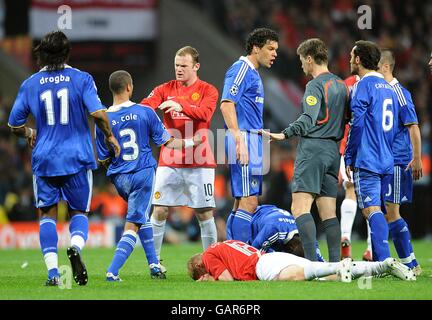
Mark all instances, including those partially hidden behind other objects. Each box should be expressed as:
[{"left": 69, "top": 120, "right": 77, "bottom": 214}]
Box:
[
  {"left": 255, "top": 252, "right": 311, "bottom": 281},
  {"left": 152, "top": 166, "right": 215, "bottom": 209},
  {"left": 339, "top": 155, "right": 353, "bottom": 190}
]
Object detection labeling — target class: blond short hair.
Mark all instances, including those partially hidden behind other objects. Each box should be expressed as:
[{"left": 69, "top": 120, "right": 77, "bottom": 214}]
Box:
[{"left": 176, "top": 46, "right": 199, "bottom": 64}]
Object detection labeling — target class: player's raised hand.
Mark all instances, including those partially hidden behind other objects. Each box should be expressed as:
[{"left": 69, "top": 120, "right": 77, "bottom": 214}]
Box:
[
  {"left": 158, "top": 100, "right": 182, "bottom": 113},
  {"left": 406, "top": 157, "right": 422, "bottom": 181},
  {"left": 107, "top": 135, "right": 121, "bottom": 157},
  {"left": 259, "top": 129, "right": 285, "bottom": 142}
]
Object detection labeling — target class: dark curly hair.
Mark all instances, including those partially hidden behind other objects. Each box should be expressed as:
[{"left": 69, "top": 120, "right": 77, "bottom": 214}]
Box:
[
  {"left": 34, "top": 30, "right": 71, "bottom": 71},
  {"left": 245, "top": 28, "right": 279, "bottom": 55},
  {"left": 353, "top": 40, "right": 381, "bottom": 71}
]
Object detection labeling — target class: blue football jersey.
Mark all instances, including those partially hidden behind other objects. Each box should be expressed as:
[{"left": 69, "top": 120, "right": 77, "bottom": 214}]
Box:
[
  {"left": 389, "top": 79, "right": 418, "bottom": 165},
  {"left": 251, "top": 205, "right": 298, "bottom": 252},
  {"left": 345, "top": 72, "right": 399, "bottom": 174},
  {"left": 95, "top": 101, "right": 171, "bottom": 176},
  {"left": 8, "top": 65, "right": 105, "bottom": 177},
  {"left": 221, "top": 56, "right": 264, "bottom": 130}
]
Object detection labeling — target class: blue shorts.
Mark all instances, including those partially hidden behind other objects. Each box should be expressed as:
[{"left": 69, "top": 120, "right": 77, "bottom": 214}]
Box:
[
  {"left": 225, "top": 130, "right": 263, "bottom": 198},
  {"left": 33, "top": 169, "right": 93, "bottom": 212},
  {"left": 383, "top": 165, "right": 413, "bottom": 204},
  {"left": 111, "top": 167, "right": 155, "bottom": 225},
  {"left": 353, "top": 168, "right": 390, "bottom": 210}
]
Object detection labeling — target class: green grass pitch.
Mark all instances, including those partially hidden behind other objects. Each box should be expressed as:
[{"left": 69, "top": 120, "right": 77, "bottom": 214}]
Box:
[{"left": 1, "top": 241, "right": 431, "bottom": 300}]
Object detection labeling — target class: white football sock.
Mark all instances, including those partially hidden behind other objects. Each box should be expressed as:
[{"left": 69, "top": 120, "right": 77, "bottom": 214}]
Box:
[
  {"left": 352, "top": 261, "right": 385, "bottom": 278},
  {"left": 303, "top": 262, "right": 339, "bottom": 280},
  {"left": 71, "top": 235, "right": 85, "bottom": 251},
  {"left": 44, "top": 252, "right": 58, "bottom": 271},
  {"left": 199, "top": 217, "right": 217, "bottom": 250},
  {"left": 151, "top": 216, "right": 166, "bottom": 259},
  {"left": 340, "top": 198, "right": 357, "bottom": 240}
]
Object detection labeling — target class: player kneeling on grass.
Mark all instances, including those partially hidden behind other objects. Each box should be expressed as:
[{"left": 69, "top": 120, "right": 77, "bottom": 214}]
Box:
[
  {"left": 187, "top": 240, "right": 416, "bottom": 282},
  {"left": 227, "top": 204, "right": 324, "bottom": 261},
  {"left": 96, "top": 70, "right": 203, "bottom": 281}
]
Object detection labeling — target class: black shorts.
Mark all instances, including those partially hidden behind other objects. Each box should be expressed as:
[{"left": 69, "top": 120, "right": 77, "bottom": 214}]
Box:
[{"left": 292, "top": 138, "right": 340, "bottom": 197}]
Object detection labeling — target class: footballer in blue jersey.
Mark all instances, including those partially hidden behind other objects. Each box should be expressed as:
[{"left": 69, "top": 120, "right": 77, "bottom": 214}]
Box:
[
  {"left": 96, "top": 71, "right": 202, "bottom": 281},
  {"left": 345, "top": 41, "right": 400, "bottom": 262},
  {"left": 378, "top": 49, "right": 422, "bottom": 274},
  {"left": 8, "top": 31, "right": 120, "bottom": 286},
  {"left": 226, "top": 204, "right": 325, "bottom": 261},
  {"left": 220, "top": 28, "right": 279, "bottom": 243}
]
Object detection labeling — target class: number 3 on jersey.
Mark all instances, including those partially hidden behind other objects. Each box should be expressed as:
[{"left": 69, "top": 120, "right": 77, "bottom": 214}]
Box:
[
  {"left": 119, "top": 128, "right": 139, "bottom": 161},
  {"left": 382, "top": 98, "right": 393, "bottom": 132}
]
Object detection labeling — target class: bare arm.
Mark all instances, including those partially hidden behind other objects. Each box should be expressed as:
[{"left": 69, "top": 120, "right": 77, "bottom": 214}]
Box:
[
  {"left": 220, "top": 101, "right": 248, "bottom": 164},
  {"left": 406, "top": 124, "right": 422, "bottom": 180},
  {"left": 91, "top": 110, "right": 120, "bottom": 157},
  {"left": 11, "top": 126, "right": 36, "bottom": 148},
  {"left": 163, "top": 134, "right": 203, "bottom": 149},
  {"left": 217, "top": 269, "right": 234, "bottom": 281}
]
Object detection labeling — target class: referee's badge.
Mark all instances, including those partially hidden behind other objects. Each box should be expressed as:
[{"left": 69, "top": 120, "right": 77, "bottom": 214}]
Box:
[
  {"left": 230, "top": 84, "right": 239, "bottom": 96},
  {"left": 306, "top": 95, "right": 318, "bottom": 106}
]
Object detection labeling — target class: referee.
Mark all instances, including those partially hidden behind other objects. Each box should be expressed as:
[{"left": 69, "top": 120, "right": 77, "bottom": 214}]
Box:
[{"left": 261, "top": 38, "right": 348, "bottom": 262}]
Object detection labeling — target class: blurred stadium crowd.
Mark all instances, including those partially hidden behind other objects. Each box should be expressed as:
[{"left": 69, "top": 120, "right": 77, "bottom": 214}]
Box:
[{"left": 0, "top": 0, "right": 431, "bottom": 241}]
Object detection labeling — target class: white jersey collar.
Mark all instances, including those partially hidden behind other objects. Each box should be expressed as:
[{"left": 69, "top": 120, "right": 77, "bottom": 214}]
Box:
[
  {"left": 240, "top": 56, "right": 256, "bottom": 70},
  {"left": 389, "top": 77, "right": 399, "bottom": 86},
  {"left": 361, "top": 71, "right": 384, "bottom": 79},
  {"left": 39, "top": 64, "right": 72, "bottom": 72},
  {"left": 107, "top": 100, "right": 135, "bottom": 112}
]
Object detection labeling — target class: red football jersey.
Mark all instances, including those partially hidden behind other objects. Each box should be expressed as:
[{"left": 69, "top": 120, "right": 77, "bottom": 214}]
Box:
[
  {"left": 202, "top": 240, "right": 262, "bottom": 281},
  {"left": 141, "top": 78, "right": 218, "bottom": 167},
  {"left": 339, "top": 75, "right": 360, "bottom": 155}
]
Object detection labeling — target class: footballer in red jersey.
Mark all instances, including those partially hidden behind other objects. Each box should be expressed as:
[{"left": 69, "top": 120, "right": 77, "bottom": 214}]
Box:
[
  {"left": 141, "top": 46, "right": 219, "bottom": 263},
  {"left": 187, "top": 240, "right": 414, "bottom": 282}
]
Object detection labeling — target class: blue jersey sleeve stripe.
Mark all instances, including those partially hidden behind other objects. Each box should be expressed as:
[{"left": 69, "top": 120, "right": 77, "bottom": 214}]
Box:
[
  {"left": 234, "top": 62, "right": 248, "bottom": 86},
  {"left": 393, "top": 84, "right": 407, "bottom": 106},
  {"left": 221, "top": 98, "right": 236, "bottom": 104},
  {"left": 396, "top": 85, "right": 408, "bottom": 105},
  {"left": 90, "top": 107, "right": 106, "bottom": 115},
  {"left": 7, "top": 123, "right": 25, "bottom": 128}
]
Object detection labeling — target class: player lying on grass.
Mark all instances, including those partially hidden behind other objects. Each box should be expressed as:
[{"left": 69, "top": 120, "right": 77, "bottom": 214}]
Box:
[
  {"left": 187, "top": 240, "right": 416, "bottom": 282},
  {"left": 96, "top": 70, "right": 203, "bottom": 281},
  {"left": 226, "top": 204, "right": 324, "bottom": 261}
]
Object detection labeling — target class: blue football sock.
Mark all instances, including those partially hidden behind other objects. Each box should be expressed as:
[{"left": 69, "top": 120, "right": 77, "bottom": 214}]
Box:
[
  {"left": 389, "top": 218, "right": 414, "bottom": 268},
  {"left": 69, "top": 214, "right": 89, "bottom": 253},
  {"left": 368, "top": 211, "right": 391, "bottom": 261},
  {"left": 315, "top": 241, "right": 325, "bottom": 262},
  {"left": 230, "top": 209, "right": 253, "bottom": 243},
  {"left": 39, "top": 217, "right": 59, "bottom": 278},
  {"left": 409, "top": 242, "right": 418, "bottom": 267},
  {"left": 225, "top": 210, "right": 235, "bottom": 240},
  {"left": 138, "top": 222, "right": 159, "bottom": 266},
  {"left": 107, "top": 230, "right": 137, "bottom": 276}
]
